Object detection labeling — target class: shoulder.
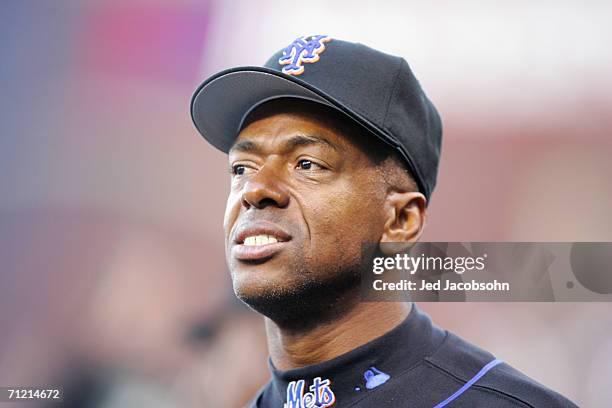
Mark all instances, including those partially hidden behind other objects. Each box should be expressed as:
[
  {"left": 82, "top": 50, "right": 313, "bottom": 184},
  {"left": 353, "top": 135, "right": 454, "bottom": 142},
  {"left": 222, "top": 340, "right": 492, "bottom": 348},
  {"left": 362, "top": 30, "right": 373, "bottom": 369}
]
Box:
[
  {"left": 423, "top": 331, "right": 578, "bottom": 407},
  {"left": 245, "top": 380, "right": 278, "bottom": 408}
]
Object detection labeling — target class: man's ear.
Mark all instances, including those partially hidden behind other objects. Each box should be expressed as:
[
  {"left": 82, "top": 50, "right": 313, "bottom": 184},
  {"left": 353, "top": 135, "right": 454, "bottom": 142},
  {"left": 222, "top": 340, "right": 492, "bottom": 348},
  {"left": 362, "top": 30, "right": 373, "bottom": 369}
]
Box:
[{"left": 380, "top": 191, "right": 427, "bottom": 248}]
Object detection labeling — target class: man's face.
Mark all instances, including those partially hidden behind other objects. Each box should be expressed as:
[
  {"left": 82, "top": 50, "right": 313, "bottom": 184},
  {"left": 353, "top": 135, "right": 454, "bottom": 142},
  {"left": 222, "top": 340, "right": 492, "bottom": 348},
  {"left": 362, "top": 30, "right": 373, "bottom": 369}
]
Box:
[{"left": 223, "top": 101, "right": 389, "bottom": 320}]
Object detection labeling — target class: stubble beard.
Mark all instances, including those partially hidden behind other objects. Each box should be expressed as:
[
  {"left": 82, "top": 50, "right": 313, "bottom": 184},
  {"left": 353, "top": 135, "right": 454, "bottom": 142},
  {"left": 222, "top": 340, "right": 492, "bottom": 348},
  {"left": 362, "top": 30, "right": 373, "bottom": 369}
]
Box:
[{"left": 232, "top": 259, "right": 363, "bottom": 333}]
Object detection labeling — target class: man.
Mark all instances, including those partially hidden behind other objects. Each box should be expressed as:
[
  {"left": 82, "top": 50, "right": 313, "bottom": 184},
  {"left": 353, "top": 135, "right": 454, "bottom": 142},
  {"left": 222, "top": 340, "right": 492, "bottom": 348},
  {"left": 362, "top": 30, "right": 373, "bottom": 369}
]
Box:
[{"left": 190, "top": 36, "right": 576, "bottom": 407}]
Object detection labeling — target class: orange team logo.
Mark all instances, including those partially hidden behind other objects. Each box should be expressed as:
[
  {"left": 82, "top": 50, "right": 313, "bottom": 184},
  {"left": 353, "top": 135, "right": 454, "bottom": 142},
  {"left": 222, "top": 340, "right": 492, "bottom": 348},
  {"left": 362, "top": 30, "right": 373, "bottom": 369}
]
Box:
[{"left": 278, "top": 35, "right": 332, "bottom": 76}]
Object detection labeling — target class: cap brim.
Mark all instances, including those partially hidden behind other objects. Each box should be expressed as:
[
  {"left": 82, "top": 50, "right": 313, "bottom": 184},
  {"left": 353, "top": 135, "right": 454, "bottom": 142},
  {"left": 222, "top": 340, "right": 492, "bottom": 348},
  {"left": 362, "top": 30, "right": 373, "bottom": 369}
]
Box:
[
  {"left": 190, "top": 66, "right": 399, "bottom": 153},
  {"left": 190, "top": 67, "right": 329, "bottom": 152}
]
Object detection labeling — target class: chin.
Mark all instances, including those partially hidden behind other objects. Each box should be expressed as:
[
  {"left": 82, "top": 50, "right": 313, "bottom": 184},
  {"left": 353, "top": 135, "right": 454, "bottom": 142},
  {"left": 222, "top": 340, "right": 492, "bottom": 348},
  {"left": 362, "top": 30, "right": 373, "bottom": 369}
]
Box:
[
  {"left": 230, "top": 263, "right": 361, "bottom": 330},
  {"left": 230, "top": 256, "right": 295, "bottom": 285},
  {"left": 230, "top": 264, "right": 300, "bottom": 300}
]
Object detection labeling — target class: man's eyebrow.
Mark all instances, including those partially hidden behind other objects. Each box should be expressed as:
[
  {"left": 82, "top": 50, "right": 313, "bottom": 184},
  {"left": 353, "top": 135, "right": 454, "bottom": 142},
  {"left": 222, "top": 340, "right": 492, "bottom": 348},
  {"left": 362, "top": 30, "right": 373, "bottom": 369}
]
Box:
[
  {"left": 229, "top": 134, "right": 339, "bottom": 154},
  {"left": 229, "top": 139, "right": 257, "bottom": 153},
  {"left": 284, "top": 134, "right": 339, "bottom": 152}
]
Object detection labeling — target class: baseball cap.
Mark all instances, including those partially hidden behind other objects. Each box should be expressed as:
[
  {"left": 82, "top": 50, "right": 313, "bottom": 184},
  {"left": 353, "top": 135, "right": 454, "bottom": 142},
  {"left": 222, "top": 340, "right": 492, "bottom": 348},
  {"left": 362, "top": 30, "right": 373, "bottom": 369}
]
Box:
[{"left": 190, "top": 35, "right": 442, "bottom": 201}]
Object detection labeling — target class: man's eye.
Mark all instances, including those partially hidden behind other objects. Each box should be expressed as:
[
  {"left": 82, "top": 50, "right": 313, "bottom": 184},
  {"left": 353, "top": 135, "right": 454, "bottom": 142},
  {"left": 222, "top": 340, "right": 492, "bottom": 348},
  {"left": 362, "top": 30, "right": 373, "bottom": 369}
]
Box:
[
  {"left": 297, "top": 159, "right": 322, "bottom": 170},
  {"left": 232, "top": 164, "right": 247, "bottom": 175}
]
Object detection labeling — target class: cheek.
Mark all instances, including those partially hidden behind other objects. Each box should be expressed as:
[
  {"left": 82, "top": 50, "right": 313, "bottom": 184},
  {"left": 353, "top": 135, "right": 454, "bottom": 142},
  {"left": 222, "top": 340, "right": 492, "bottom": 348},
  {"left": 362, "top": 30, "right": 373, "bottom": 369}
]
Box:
[
  {"left": 306, "top": 180, "right": 385, "bottom": 259},
  {"left": 223, "top": 191, "right": 242, "bottom": 243}
]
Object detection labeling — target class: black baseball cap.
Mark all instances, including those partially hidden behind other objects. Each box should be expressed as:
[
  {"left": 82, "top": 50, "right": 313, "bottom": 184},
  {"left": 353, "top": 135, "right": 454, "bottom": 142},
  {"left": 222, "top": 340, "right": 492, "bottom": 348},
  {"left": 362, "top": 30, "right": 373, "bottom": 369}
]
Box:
[{"left": 191, "top": 36, "right": 442, "bottom": 201}]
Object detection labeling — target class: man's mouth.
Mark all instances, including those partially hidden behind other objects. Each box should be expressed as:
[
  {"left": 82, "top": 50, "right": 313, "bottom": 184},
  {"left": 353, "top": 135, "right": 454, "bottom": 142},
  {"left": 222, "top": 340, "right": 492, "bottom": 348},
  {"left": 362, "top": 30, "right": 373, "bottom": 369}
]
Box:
[
  {"left": 242, "top": 234, "right": 280, "bottom": 246},
  {"left": 232, "top": 223, "right": 292, "bottom": 261}
]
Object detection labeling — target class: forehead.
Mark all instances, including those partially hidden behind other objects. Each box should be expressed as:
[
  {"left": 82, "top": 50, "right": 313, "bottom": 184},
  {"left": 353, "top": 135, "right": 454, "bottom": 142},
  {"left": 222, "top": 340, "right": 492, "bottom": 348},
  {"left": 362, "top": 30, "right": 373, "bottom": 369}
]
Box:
[{"left": 233, "top": 99, "right": 375, "bottom": 154}]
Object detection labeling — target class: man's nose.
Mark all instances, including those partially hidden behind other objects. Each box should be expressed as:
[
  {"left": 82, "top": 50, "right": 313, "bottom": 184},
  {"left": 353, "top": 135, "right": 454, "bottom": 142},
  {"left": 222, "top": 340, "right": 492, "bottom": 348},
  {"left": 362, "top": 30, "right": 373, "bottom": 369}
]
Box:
[{"left": 241, "top": 168, "right": 290, "bottom": 209}]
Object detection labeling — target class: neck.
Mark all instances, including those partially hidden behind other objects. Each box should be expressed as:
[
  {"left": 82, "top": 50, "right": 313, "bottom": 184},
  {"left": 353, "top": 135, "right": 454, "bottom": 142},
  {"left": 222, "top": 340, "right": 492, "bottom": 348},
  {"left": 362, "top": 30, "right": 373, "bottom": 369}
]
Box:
[{"left": 265, "top": 301, "right": 412, "bottom": 371}]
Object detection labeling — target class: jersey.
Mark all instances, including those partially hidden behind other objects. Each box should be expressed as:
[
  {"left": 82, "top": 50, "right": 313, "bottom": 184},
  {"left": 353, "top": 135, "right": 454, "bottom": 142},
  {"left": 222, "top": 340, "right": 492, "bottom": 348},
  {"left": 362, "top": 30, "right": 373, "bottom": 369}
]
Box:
[{"left": 247, "top": 305, "right": 577, "bottom": 407}]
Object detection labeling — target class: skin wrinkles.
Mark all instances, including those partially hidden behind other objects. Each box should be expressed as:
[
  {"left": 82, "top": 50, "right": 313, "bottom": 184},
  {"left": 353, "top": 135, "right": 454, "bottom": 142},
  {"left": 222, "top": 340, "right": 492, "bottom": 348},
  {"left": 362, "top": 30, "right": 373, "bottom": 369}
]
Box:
[
  {"left": 223, "top": 99, "right": 427, "bottom": 370},
  {"left": 231, "top": 133, "right": 340, "bottom": 155}
]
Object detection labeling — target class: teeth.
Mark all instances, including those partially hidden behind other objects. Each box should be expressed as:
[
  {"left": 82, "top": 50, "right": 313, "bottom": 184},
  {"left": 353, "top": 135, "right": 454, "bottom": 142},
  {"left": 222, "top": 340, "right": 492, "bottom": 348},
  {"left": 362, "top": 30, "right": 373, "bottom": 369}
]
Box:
[{"left": 243, "top": 235, "right": 279, "bottom": 246}]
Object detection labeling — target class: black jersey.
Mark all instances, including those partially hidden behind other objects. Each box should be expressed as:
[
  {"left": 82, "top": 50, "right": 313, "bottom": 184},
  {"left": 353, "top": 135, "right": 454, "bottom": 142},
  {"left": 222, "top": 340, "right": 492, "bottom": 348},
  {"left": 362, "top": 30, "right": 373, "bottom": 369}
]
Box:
[{"left": 248, "top": 305, "right": 577, "bottom": 407}]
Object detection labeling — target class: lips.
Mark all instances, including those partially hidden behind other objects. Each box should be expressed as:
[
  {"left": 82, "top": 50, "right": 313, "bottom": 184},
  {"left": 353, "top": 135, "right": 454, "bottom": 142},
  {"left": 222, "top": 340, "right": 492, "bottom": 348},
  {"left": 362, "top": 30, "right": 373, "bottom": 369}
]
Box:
[{"left": 232, "top": 221, "right": 292, "bottom": 261}]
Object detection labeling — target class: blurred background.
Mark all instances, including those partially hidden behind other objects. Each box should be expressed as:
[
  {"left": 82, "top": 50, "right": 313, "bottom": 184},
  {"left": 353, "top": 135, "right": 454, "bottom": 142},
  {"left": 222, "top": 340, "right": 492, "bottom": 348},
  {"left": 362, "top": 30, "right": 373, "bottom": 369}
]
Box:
[{"left": 1, "top": 0, "right": 611, "bottom": 406}]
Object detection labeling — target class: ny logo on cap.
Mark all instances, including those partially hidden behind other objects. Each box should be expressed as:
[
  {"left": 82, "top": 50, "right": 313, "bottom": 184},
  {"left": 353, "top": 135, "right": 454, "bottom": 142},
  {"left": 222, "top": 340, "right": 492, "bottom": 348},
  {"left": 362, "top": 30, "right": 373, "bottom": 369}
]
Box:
[{"left": 279, "top": 35, "right": 331, "bottom": 76}]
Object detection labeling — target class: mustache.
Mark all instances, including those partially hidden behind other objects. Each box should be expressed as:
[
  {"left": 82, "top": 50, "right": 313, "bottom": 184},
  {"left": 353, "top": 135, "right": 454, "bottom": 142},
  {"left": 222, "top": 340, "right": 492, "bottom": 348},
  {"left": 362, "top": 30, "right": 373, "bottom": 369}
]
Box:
[{"left": 229, "top": 212, "right": 302, "bottom": 242}]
